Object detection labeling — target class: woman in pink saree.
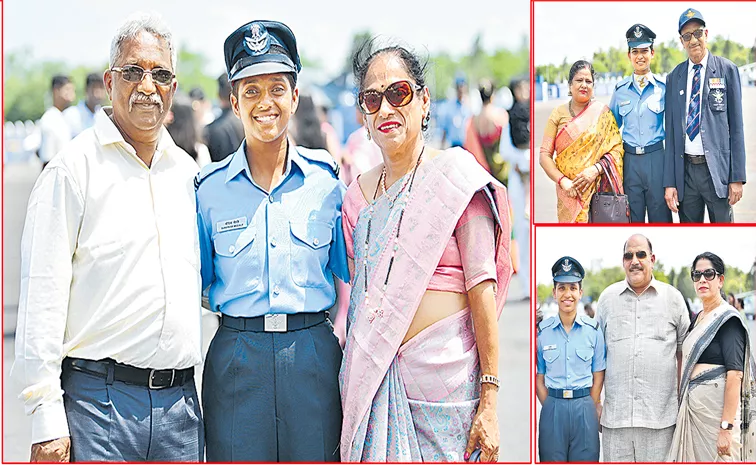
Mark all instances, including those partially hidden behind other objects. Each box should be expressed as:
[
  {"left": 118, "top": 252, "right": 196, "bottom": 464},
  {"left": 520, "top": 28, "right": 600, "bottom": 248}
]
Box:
[{"left": 339, "top": 41, "right": 513, "bottom": 462}]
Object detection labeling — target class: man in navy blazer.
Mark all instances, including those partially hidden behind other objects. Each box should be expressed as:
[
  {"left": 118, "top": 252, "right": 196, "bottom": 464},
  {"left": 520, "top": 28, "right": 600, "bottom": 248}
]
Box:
[{"left": 663, "top": 8, "right": 746, "bottom": 223}]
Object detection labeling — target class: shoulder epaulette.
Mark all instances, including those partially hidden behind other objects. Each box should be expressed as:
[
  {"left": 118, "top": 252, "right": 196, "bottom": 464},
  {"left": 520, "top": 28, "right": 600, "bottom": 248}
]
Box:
[
  {"left": 296, "top": 146, "right": 340, "bottom": 178},
  {"left": 538, "top": 316, "right": 557, "bottom": 333},
  {"left": 615, "top": 76, "right": 632, "bottom": 90},
  {"left": 579, "top": 315, "right": 599, "bottom": 330},
  {"left": 653, "top": 74, "right": 666, "bottom": 87},
  {"left": 194, "top": 156, "right": 233, "bottom": 190}
]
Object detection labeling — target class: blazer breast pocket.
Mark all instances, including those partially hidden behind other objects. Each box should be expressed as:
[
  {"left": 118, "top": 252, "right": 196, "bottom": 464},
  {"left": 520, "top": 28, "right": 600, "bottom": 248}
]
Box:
[{"left": 708, "top": 87, "right": 727, "bottom": 112}]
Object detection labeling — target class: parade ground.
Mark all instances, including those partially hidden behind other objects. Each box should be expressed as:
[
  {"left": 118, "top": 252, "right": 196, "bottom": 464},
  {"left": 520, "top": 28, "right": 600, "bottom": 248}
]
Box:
[{"left": 533, "top": 87, "right": 756, "bottom": 224}]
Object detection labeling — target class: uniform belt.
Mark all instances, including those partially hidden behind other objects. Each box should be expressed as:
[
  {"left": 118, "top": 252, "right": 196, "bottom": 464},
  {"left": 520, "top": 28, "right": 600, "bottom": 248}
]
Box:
[
  {"left": 685, "top": 153, "right": 707, "bottom": 165},
  {"left": 623, "top": 140, "right": 663, "bottom": 155},
  {"left": 547, "top": 387, "right": 591, "bottom": 399},
  {"left": 221, "top": 311, "right": 327, "bottom": 333},
  {"left": 64, "top": 357, "right": 194, "bottom": 390}
]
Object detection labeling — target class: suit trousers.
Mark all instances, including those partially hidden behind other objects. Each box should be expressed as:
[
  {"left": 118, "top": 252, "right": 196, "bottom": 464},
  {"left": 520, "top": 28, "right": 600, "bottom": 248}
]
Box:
[
  {"left": 203, "top": 318, "right": 343, "bottom": 462},
  {"left": 679, "top": 160, "right": 733, "bottom": 223},
  {"left": 62, "top": 364, "right": 204, "bottom": 462},
  {"left": 538, "top": 395, "right": 599, "bottom": 462},
  {"left": 623, "top": 147, "right": 672, "bottom": 223},
  {"left": 602, "top": 425, "right": 675, "bottom": 462}
]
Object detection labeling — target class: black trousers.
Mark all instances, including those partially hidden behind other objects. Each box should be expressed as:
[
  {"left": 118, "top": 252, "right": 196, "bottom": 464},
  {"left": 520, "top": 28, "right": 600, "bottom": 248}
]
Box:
[{"left": 679, "top": 160, "right": 733, "bottom": 223}]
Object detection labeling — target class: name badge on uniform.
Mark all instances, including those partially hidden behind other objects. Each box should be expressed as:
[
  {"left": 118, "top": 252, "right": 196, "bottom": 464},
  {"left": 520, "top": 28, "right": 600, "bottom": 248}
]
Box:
[
  {"left": 619, "top": 100, "right": 631, "bottom": 107},
  {"left": 544, "top": 344, "right": 557, "bottom": 351},
  {"left": 709, "top": 77, "right": 725, "bottom": 89},
  {"left": 217, "top": 217, "right": 248, "bottom": 233}
]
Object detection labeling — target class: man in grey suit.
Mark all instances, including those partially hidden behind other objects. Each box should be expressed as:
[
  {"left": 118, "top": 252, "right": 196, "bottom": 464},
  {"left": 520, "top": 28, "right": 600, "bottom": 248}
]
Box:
[{"left": 663, "top": 8, "right": 746, "bottom": 223}]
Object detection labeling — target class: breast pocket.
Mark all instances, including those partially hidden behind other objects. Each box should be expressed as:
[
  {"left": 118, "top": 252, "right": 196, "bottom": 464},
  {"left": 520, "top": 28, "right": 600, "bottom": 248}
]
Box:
[
  {"left": 542, "top": 347, "right": 563, "bottom": 380},
  {"left": 212, "top": 226, "right": 261, "bottom": 296},
  {"left": 619, "top": 103, "right": 633, "bottom": 118},
  {"left": 289, "top": 220, "right": 333, "bottom": 288},
  {"left": 647, "top": 95, "right": 664, "bottom": 114},
  {"left": 575, "top": 347, "right": 594, "bottom": 371},
  {"left": 708, "top": 88, "right": 727, "bottom": 112},
  {"left": 606, "top": 312, "right": 633, "bottom": 343}
]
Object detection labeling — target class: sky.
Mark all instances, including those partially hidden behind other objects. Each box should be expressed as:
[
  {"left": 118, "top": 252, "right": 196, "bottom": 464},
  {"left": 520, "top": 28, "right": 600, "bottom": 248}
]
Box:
[
  {"left": 535, "top": 227, "right": 756, "bottom": 285},
  {"left": 534, "top": 2, "right": 756, "bottom": 66},
  {"left": 3, "top": 0, "right": 528, "bottom": 78}
]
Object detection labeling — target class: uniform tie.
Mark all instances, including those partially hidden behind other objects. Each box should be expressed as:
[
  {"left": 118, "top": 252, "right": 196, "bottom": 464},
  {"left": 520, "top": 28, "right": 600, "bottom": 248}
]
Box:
[{"left": 686, "top": 63, "right": 702, "bottom": 141}]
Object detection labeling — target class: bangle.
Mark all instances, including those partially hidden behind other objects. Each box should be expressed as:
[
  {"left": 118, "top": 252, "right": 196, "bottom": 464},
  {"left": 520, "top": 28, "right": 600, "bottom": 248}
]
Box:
[
  {"left": 557, "top": 175, "right": 566, "bottom": 187},
  {"left": 481, "top": 374, "right": 500, "bottom": 390}
]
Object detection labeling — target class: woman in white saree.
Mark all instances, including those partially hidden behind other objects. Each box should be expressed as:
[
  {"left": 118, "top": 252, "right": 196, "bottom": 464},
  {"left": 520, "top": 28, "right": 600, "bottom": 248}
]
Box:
[{"left": 668, "top": 252, "right": 756, "bottom": 462}]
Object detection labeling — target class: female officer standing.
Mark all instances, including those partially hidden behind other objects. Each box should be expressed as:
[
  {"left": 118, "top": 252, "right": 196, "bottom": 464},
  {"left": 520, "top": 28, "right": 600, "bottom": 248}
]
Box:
[
  {"left": 536, "top": 257, "right": 606, "bottom": 462},
  {"left": 195, "top": 21, "right": 349, "bottom": 462}
]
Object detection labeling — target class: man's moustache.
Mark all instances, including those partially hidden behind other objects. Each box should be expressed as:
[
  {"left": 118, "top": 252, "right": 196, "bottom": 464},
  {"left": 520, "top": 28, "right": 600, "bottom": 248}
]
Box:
[{"left": 128, "top": 92, "right": 164, "bottom": 112}]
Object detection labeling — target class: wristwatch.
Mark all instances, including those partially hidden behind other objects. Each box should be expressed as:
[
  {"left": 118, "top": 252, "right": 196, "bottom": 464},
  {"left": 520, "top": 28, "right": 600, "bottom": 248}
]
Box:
[{"left": 721, "top": 421, "right": 734, "bottom": 430}]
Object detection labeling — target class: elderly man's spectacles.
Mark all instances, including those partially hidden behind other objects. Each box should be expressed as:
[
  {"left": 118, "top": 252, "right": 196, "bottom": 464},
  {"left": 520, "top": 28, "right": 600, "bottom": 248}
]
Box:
[
  {"left": 691, "top": 268, "right": 719, "bottom": 282},
  {"left": 111, "top": 65, "right": 175, "bottom": 86},
  {"left": 681, "top": 29, "right": 705, "bottom": 42}
]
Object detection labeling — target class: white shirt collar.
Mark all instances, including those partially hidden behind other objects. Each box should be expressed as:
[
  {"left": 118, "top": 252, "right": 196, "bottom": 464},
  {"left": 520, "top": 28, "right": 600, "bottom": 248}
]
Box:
[
  {"left": 94, "top": 107, "right": 177, "bottom": 167},
  {"left": 687, "top": 50, "right": 709, "bottom": 74}
]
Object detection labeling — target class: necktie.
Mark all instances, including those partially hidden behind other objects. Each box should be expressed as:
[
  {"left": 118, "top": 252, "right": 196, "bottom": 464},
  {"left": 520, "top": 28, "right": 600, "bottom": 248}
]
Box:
[{"left": 686, "top": 64, "right": 702, "bottom": 141}]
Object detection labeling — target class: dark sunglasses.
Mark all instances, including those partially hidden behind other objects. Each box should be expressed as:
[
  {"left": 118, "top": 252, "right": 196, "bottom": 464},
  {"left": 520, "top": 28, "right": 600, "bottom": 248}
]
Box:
[
  {"left": 681, "top": 29, "right": 705, "bottom": 42},
  {"left": 358, "top": 80, "right": 423, "bottom": 115},
  {"left": 111, "top": 65, "right": 175, "bottom": 86},
  {"left": 691, "top": 268, "right": 719, "bottom": 282},
  {"left": 623, "top": 251, "right": 648, "bottom": 261}
]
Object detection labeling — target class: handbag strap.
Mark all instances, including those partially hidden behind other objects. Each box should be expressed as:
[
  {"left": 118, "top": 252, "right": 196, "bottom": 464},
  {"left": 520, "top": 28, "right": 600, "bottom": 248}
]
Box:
[{"left": 596, "top": 156, "right": 624, "bottom": 195}]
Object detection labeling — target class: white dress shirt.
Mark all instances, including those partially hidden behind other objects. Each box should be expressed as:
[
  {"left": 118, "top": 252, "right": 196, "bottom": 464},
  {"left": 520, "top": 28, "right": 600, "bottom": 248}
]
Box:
[
  {"left": 38, "top": 106, "right": 72, "bottom": 163},
  {"left": 684, "top": 50, "right": 709, "bottom": 156},
  {"left": 12, "top": 107, "right": 203, "bottom": 444}
]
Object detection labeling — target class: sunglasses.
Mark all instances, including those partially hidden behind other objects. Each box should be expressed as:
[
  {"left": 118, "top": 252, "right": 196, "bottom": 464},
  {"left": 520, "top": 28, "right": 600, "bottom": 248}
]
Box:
[
  {"left": 111, "top": 65, "right": 175, "bottom": 86},
  {"left": 691, "top": 268, "right": 719, "bottom": 282},
  {"left": 623, "top": 251, "right": 648, "bottom": 261},
  {"left": 358, "top": 80, "right": 423, "bottom": 115},
  {"left": 681, "top": 29, "right": 705, "bottom": 42}
]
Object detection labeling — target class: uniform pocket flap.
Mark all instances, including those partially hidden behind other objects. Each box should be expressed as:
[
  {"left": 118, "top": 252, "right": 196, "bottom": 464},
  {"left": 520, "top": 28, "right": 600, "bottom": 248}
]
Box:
[
  {"left": 576, "top": 348, "right": 594, "bottom": 362},
  {"left": 290, "top": 221, "right": 332, "bottom": 249},
  {"left": 214, "top": 227, "right": 255, "bottom": 257},
  {"left": 543, "top": 349, "right": 560, "bottom": 363}
]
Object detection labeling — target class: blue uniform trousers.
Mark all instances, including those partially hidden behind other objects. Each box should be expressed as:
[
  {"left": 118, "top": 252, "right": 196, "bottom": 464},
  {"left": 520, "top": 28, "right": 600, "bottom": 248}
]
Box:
[
  {"left": 62, "top": 364, "right": 204, "bottom": 462},
  {"left": 203, "top": 317, "right": 343, "bottom": 462},
  {"left": 538, "top": 395, "right": 599, "bottom": 462},
  {"left": 623, "top": 146, "right": 672, "bottom": 223}
]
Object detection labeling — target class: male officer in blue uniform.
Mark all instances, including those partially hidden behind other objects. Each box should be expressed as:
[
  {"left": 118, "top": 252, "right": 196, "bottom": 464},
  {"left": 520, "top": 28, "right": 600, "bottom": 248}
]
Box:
[
  {"left": 663, "top": 8, "right": 746, "bottom": 223},
  {"left": 537, "top": 257, "right": 606, "bottom": 462},
  {"left": 195, "top": 20, "right": 349, "bottom": 462},
  {"left": 609, "top": 24, "right": 671, "bottom": 223}
]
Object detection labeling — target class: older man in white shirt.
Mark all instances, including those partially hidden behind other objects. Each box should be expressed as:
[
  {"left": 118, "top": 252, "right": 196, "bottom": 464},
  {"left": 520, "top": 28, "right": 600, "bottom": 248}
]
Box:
[
  {"left": 12, "top": 12, "right": 203, "bottom": 462},
  {"left": 596, "top": 234, "right": 690, "bottom": 462}
]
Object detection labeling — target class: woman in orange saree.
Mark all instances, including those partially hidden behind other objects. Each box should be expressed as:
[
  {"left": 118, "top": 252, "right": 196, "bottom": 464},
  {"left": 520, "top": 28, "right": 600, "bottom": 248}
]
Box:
[{"left": 539, "top": 60, "right": 624, "bottom": 223}]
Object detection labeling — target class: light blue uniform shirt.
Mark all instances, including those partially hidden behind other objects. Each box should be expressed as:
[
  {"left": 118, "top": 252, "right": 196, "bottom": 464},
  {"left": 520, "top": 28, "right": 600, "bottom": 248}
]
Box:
[
  {"left": 609, "top": 73, "right": 666, "bottom": 148},
  {"left": 536, "top": 315, "right": 606, "bottom": 390},
  {"left": 196, "top": 141, "right": 349, "bottom": 317},
  {"left": 438, "top": 98, "right": 471, "bottom": 147}
]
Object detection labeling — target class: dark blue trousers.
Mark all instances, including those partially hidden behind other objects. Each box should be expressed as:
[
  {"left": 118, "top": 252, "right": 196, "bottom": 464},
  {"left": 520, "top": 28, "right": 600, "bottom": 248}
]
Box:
[
  {"left": 203, "top": 319, "right": 343, "bottom": 462},
  {"left": 623, "top": 147, "right": 672, "bottom": 223},
  {"left": 62, "top": 365, "right": 203, "bottom": 462},
  {"left": 538, "top": 395, "right": 599, "bottom": 462},
  {"left": 679, "top": 160, "right": 733, "bottom": 223}
]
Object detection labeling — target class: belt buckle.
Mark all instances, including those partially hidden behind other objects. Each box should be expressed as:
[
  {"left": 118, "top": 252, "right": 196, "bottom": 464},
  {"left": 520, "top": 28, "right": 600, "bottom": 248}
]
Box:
[
  {"left": 264, "top": 314, "right": 287, "bottom": 332},
  {"left": 149, "top": 369, "right": 175, "bottom": 389},
  {"left": 563, "top": 389, "right": 573, "bottom": 399},
  {"left": 636, "top": 146, "right": 645, "bottom": 155}
]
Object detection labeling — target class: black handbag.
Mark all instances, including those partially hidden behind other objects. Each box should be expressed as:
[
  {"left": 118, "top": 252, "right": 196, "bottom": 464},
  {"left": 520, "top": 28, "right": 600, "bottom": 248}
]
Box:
[{"left": 589, "top": 162, "right": 630, "bottom": 223}]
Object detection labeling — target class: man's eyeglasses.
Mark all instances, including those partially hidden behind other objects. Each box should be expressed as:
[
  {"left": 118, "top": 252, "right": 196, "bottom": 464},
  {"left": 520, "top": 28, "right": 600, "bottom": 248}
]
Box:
[
  {"left": 691, "top": 268, "right": 719, "bottom": 282},
  {"left": 623, "top": 251, "right": 648, "bottom": 261},
  {"left": 681, "top": 29, "right": 705, "bottom": 42},
  {"left": 111, "top": 65, "right": 175, "bottom": 86},
  {"left": 358, "top": 80, "right": 423, "bottom": 115}
]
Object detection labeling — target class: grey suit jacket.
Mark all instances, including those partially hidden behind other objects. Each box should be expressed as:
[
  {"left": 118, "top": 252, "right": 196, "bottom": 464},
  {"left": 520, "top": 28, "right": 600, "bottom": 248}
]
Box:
[{"left": 663, "top": 53, "right": 746, "bottom": 201}]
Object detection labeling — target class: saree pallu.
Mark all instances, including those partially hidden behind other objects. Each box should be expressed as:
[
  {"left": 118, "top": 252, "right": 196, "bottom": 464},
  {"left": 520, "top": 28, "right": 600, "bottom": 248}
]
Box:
[
  {"left": 668, "top": 304, "right": 756, "bottom": 462},
  {"left": 553, "top": 101, "right": 624, "bottom": 223},
  {"left": 340, "top": 148, "right": 513, "bottom": 461}
]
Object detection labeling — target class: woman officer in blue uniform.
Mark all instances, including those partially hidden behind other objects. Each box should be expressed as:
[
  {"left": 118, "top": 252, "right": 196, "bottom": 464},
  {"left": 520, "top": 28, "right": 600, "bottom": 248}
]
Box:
[
  {"left": 195, "top": 20, "right": 349, "bottom": 462},
  {"left": 536, "top": 256, "right": 606, "bottom": 462}
]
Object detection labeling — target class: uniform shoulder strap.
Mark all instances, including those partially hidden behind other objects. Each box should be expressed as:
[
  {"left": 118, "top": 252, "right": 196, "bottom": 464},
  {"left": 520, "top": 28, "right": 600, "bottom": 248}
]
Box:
[
  {"left": 296, "top": 146, "right": 340, "bottom": 178},
  {"left": 194, "top": 155, "right": 233, "bottom": 190}
]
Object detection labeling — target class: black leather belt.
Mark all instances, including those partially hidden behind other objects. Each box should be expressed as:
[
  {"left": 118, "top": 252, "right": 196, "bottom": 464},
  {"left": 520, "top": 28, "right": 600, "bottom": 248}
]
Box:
[
  {"left": 623, "top": 140, "right": 663, "bottom": 155},
  {"left": 64, "top": 357, "right": 194, "bottom": 389},
  {"left": 547, "top": 387, "right": 591, "bottom": 399},
  {"left": 685, "top": 153, "right": 707, "bottom": 165},
  {"left": 221, "top": 311, "right": 327, "bottom": 333}
]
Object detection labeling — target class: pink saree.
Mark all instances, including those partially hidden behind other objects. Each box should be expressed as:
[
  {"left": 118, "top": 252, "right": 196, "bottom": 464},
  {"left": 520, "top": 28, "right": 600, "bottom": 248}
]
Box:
[{"left": 340, "top": 148, "right": 512, "bottom": 461}]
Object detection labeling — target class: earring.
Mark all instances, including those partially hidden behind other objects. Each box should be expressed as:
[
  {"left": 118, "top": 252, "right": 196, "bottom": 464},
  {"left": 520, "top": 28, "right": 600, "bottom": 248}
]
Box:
[
  {"left": 366, "top": 130, "right": 371, "bottom": 141},
  {"left": 422, "top": 112, "right": 431, "bottom": 131}
]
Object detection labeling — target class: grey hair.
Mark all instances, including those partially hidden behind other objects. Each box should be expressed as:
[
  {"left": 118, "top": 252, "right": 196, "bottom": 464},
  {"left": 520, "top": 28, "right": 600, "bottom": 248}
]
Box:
[{"left": 109, "top": 12, "right": 177, "bottom": 71}]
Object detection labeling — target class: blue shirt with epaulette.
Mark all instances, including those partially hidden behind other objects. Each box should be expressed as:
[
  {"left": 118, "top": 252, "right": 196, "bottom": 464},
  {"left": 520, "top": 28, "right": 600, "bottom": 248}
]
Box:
[
  {"left": 536, "top": 314, "right": 606, "bottom": 390},
  {"left": 195, "top": 140, "right": 349, "bottom": 318},
  {"left": 609, "top": 73, "right": 666, "bottom": 148}
]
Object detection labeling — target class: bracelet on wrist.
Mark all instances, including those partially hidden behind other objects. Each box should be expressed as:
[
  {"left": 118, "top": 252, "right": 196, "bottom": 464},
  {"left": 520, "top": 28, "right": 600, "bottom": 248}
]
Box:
[
  {"left": 481, "top": 374, "right": 500, "bottom": 390},
  {"left": 557, "top": 175, "right": 566, "bottom": 188}
]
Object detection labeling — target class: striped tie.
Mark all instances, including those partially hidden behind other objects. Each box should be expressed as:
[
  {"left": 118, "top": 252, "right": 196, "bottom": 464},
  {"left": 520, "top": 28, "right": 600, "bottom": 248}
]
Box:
[{"left": 686, "top": 64, "right": 702, "bottom": 141}]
